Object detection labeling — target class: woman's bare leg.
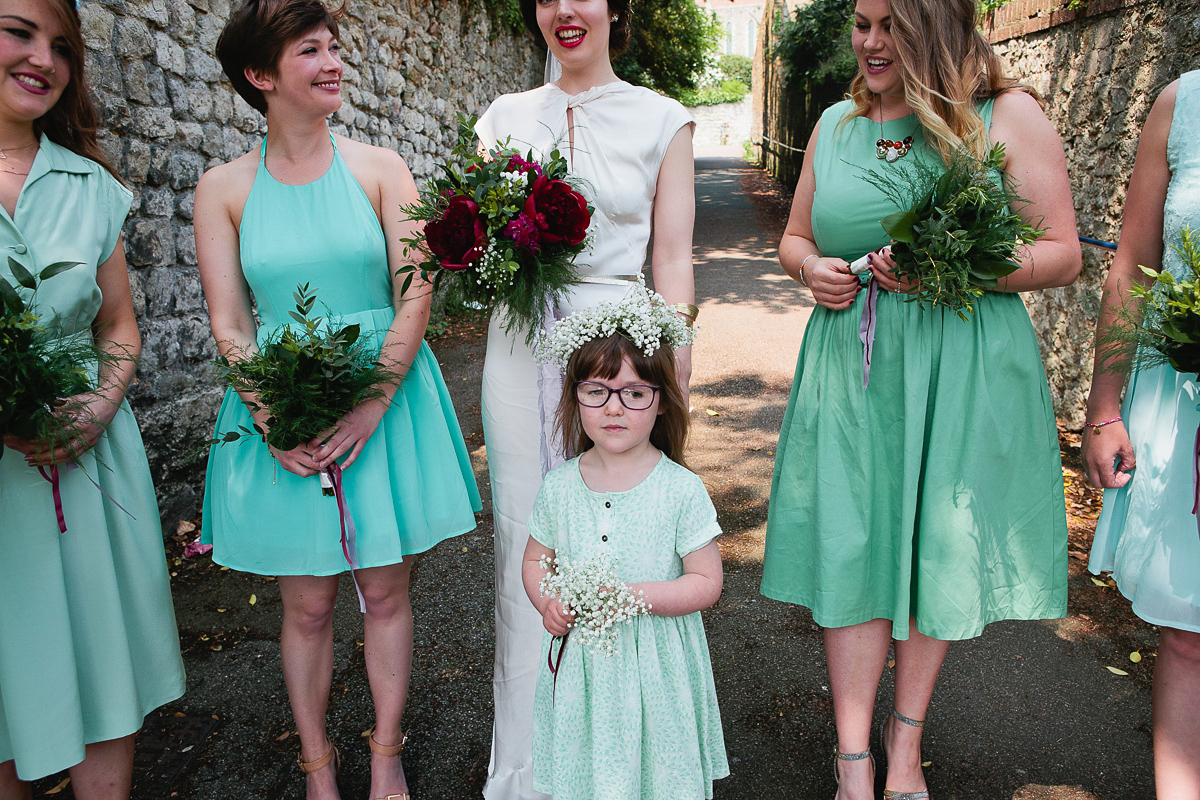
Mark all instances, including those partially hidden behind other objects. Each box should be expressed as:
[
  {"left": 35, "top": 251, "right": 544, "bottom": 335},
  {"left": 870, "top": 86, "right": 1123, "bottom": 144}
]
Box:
[
  {"left": 1154, "top": 626, "right": 1200, "bottom": 800},
  {"left": 884, "top": 621, "right": 950, "bottom": 796},
  {"left": 825, "top": 619, "right": 891, "bottom": 799}
]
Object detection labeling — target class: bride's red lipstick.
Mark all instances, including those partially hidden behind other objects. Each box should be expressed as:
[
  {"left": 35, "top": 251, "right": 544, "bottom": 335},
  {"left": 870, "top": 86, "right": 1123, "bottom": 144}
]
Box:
[{"left": 556, "top": 26, "right": 586, "bottom": 48}]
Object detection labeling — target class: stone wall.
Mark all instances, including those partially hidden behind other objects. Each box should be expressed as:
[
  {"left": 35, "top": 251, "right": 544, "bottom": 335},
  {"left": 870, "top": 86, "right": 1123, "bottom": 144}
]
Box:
[
  {"left": 78, "top": 0, "right": 541, "bottom": 525},
  {"left": 688, "top": 95, "right": 754, "bottom": 148},
  {"left": 989, "top": 0, "right": 1200, "bottom": 426}
]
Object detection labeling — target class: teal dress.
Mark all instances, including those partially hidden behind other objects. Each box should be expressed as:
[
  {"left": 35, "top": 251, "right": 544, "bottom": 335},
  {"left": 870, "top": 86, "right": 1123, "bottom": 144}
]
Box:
[
  {"left": 201, "top": 138, "right": 481, "bottom": 574},
  {"left": 0, "top": 138, "right": 186, "bottom": 780},
  {"left": 761, "top": 100, "right": 1068, "bottom": 641},
  {"left": 528, "top": 456, "right": 729, "bottom": 800},
  {"left": 1089, "top": 71, "right": 1200, "bottom": 633}
]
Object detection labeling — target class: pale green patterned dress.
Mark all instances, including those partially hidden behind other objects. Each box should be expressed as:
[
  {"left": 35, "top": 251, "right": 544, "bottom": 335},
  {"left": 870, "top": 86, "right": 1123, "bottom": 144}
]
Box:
[
  {"left": 1089, "top": 70, "right": 1200, "bottom": 633},
  {"left": 528, "top": 455, "right": 729, "bottom": 800}
]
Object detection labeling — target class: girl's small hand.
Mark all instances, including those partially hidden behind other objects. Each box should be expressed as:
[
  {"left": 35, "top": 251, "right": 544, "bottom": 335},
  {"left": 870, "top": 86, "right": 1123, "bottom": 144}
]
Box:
[
  {"left": 1082, "top": 420, "right": 1135, "bottom": 489},
  {"left": 541, "top": 597, "right": 573, "bottom": 637},
  {"left": 12, "top": 393, "right": 118, "bottom": 466},
  {"left": 807, "top": 257, "right": 861, "bottom": 310},
  {"left": 311, "top": 397, "right": 390, "bottom": 471},
  {"left": 867, "top": 247, "right": 917, "bottom": 294}
]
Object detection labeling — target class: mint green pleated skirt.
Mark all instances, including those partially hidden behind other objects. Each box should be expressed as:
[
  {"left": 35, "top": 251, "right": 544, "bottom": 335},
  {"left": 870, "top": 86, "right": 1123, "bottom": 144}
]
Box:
[
  {"left": 761, "top": 290, "right": 1068, "bottom": 640},
  {"left": 201, "top": 307, "right": 481, "bottom": 575},
  {"left": 0, "top": 403, "right": 186, "bottom": 780}
]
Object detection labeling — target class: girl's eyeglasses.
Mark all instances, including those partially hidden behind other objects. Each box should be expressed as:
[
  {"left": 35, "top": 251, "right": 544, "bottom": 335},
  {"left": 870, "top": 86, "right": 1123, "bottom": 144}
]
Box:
[{"left": 574, "top": 381, "right": 660, "bottom": 410}]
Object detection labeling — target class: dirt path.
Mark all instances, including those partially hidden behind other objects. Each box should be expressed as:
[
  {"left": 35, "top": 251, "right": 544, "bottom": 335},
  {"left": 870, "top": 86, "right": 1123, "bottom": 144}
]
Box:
[{"left": 33, "top": 158, "right": 1158, "bottom": 800}]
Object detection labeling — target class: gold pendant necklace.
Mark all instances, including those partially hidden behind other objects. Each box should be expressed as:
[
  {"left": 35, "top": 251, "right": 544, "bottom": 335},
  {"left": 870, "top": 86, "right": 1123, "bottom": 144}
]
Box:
[{"left": 0, "top": 141, "right": 37, "bottom": 160}]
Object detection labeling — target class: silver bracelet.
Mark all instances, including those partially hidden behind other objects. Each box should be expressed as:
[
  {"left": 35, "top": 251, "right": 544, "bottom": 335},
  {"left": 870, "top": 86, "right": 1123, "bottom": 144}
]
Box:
[{"left": 799, "top": 253, "right": 819, "bottom": 287}]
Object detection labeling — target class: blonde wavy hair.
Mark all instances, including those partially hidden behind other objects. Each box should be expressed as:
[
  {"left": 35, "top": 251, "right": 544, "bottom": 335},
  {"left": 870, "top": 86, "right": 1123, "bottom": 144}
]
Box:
[{"left": 847, "top": 0, "right": 1037, "bottom": 162}]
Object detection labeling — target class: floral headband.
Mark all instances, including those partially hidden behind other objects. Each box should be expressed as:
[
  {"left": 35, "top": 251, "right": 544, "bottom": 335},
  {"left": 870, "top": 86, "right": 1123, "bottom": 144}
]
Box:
[{"left": 536, "top": 277, "right": 695, "bottom": 371}]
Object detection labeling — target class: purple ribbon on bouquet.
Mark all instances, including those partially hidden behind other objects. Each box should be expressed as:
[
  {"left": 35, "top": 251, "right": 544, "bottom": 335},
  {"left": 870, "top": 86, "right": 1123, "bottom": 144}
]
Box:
[
  {"left": 1191, "top": 424, "right": 1199, "bottom": 519},
  {"left": 858, "top": 277, "right": 880, "bottom": 389},
  {"left": 547, "top": 631, "right": 569, "bottom": 703}
]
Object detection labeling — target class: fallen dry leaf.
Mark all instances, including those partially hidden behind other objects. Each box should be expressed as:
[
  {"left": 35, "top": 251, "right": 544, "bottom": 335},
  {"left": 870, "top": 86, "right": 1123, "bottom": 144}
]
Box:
[
  {"left": 922, "top": 760, "right": 932, "bottom": 767},
  {"left": 276, "top": 731, "right": 291, "bottom": 742},
  {"left": 705, "top": 408, "right": 720, "bottom": 416},
  {"left": 249, "top": 594, "right": 257, "bottom": 605},
  {"left": 44, "top": 778, "right": 70, "bottom": 795},
  {"left": 1130, "top": 651, "right": 1143, "bottom": 663},
  {"left": 1090, "top": 577, "right": 1108, "bottom": 587},
  {"left": 1106, "top": 666, "right": 1128, "bottom": 676}
]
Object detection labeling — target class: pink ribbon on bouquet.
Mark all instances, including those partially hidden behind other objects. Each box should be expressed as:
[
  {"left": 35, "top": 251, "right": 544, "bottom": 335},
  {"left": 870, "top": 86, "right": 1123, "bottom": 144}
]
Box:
[
  {"left": 323, "top": 463, "right": 368, "bottom": 613},
  {"left": 37, "top": 464, "right": 67, "bottom": 533}
]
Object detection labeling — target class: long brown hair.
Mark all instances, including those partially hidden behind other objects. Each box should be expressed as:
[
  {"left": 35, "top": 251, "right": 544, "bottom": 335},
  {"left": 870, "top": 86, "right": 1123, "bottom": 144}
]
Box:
[
  {"left": 846, "top": 0, "right": 1035, "bottom": 162},
  {"left": 556, "top": 333, "right": 690, "bottom": 467},
  {"left": 36, "top": 0, "right": 119, "bottom": 179}
]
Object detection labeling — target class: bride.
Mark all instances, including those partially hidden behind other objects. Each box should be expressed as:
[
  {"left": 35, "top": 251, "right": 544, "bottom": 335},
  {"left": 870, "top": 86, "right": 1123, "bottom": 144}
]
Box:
[{"left": 474, "top": 1, "right": 697, "bottom": 797}]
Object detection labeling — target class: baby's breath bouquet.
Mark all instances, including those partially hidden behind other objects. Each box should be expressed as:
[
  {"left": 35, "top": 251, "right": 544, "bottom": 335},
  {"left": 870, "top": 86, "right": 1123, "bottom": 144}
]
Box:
[
  {"left": 0, "top": 258, "right": 117, "bottom": 462},
  {"left": 854, "top": 142, "right": 1044, "bottom": 319},
  {"left": 539, "top": 552, "right": 652, "bottom": 658},
  {"left": 400, "top": 117, "right": 592, "bottom": 345},
  {"left": 1097, "top": 228, "right": 1200, "bottom": 377},
  {"left": 207, "top": 283, "right": 398, "bottom": 454}
]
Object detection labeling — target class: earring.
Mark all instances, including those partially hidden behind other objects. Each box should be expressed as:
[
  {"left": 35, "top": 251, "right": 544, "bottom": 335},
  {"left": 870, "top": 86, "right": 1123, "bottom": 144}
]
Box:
[{"left": 611, "top": 13, "right": 618, "bottom": 21}]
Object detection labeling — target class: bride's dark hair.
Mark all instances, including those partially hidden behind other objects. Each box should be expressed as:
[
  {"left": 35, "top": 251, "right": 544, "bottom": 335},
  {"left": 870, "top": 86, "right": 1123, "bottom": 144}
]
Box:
[{"left": 519, "top": 0, "right": 631, "bottom": 53}]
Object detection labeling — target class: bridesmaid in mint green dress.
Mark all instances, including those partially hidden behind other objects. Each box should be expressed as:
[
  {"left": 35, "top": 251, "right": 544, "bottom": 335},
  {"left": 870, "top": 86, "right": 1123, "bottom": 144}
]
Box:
[
  {"left": 0, "top": 0, "right": 185, "bottom": 793},
  {"left": 197, "top": 2, "right": 479, "bottom": 798},
  {"left": 760, "top": 0, "right": 1081, "bottom": 797},
  {"left": 1083, "top": 72, "right": 1200, "bottom": 799}
]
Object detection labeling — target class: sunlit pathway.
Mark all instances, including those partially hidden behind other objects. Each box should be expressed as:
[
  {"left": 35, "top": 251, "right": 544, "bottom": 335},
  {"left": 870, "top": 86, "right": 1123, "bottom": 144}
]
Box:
[{"left": 686, "top": 151, "right": 1155, "bottom": 799}]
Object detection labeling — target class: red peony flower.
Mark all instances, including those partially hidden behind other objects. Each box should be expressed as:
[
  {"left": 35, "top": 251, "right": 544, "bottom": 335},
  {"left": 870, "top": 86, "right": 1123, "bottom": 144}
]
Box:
[
  {"left": 523, "top": 175, "right": 590, "bottom": 247},
  {"left": 425, "top": 195, "right": 486, "bottom": 271}
]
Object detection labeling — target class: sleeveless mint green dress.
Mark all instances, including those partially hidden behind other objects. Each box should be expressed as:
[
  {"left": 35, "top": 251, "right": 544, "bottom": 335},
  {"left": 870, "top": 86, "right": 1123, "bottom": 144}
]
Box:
[
  {"left": 201, "top": 138, "right": 481, "bottom": 574},
  {"left": 760, "top": 100, "right": 1068, "bottom": 641},
  {"left": 0, "top": 138, "right": 185, "bottom": 780},
  {"left": 1089, "top": 71, "right": 1200, "bottom": 633}
]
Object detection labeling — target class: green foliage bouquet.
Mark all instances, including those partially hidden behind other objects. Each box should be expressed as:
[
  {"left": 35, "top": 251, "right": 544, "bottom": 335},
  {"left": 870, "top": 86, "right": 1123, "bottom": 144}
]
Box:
[
  {"left": 0, "top": 258, "right": 116, "bottom": 462},
  {"left": 209, "top": 283, "right": 397, "bottom": 454},
  {"left": 855, "top": 142, "right": 1044, "bottom": 319},
  {"left": 400, "top": 118, "right": 592, "bottom": 345},
  {"left": 1098, "top": 228, "right": 1200, "bottom": 377}
]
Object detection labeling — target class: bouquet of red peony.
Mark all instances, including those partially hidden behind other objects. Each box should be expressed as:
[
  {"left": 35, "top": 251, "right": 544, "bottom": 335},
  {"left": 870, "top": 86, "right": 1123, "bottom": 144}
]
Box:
[{"left": 400, "top": 117, "right": 592, "bottom": 345}]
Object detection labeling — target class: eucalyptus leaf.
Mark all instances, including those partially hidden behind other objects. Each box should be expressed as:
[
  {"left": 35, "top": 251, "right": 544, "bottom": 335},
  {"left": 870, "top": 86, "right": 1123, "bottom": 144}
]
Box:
[
  {"left": 38, "top": 261, "right": 83, "bottom": 281},
  {"left": 7, "top": 257, "right": 35, "bottom": 290}
]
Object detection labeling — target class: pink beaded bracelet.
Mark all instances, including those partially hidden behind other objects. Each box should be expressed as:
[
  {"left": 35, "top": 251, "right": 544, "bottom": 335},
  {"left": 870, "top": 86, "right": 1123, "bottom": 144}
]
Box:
[{"left": 1084, "top": 416, "right": 1122, "bottom": 434}]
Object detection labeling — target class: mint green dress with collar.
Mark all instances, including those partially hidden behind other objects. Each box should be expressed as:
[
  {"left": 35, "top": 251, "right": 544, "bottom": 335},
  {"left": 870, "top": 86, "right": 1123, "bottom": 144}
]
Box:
[
  {"left": 0, "top": 136, "right": 186, "bottom": 780},
  {"left": 200, "top": 137, "right": 481, "bottom": 574},
  {"left": 761, "top": 99, "right": 1068, "bottom": 641}
]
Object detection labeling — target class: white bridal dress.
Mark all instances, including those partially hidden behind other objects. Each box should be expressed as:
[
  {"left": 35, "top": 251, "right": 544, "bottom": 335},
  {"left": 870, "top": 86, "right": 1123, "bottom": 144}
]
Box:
[{"left": 475, "top": 80, "right": 692, "bottom": 800}]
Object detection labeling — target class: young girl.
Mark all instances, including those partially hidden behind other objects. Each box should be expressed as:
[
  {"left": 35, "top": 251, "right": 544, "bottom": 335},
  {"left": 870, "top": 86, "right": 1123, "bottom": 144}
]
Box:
[{"left": 521, "top": 286, "right": 729, "bottom": 800}]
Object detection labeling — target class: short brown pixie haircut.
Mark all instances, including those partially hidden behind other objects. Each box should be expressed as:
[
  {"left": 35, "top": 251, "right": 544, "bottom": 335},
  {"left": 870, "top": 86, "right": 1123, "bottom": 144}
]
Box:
[
  {"left": 556, "top": 333, "right": 689, "bottom": 467},
  {"left": 519, "top": 0, "right": 631, "bottom": 53},
  {"left": 216, "top": 0, "right": 344, "bottom": 114}
]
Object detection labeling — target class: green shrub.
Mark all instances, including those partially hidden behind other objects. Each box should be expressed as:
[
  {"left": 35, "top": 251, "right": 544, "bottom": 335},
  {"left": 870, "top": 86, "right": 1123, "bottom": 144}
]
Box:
[
  {"left": 678, "top": 79, "right": 750, "bottom": 108},
  {"left": 718, "top": 54, "right": 753, "bottom": 87}
]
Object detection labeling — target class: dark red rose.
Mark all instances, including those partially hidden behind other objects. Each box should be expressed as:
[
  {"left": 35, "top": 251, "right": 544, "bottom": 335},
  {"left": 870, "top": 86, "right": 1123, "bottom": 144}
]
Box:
[
  {"left": 523, "top": 175, "right": 590, "bottom": 246},
  {"left": 425, "top": 195, "right": 486, "bottom": 271}
]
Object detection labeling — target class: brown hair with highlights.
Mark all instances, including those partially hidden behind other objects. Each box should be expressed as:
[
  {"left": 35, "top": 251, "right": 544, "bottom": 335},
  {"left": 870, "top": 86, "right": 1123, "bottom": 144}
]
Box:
[
  {"left": 846, "top": 0, "right": 1035, "bottom": 162},
  {"left": 556, "top": 333, "right": 689, "bottom": 467},
  {"left": 35, "top": 0, "right": 119, "bottom": 180},
  {"left": 217, "top": 0, "right": 345, "bottom": 114},
  {"left": 519, "top": 0, "right": 632, "bottom": 54}
]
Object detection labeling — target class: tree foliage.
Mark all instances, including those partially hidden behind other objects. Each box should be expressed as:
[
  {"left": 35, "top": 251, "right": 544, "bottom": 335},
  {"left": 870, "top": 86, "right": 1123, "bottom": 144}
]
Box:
[
  {"left": 774, "top": 0, "right": 856, "bottom": 86},
  {"left": 614, "top": 0, "right": 723, "bottom": 99}
]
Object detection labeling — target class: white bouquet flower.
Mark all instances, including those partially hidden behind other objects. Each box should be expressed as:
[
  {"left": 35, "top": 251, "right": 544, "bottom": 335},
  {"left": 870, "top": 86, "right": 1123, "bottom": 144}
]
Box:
[{"left": 539, "top": 552, "right": 652, "bottom": 657}]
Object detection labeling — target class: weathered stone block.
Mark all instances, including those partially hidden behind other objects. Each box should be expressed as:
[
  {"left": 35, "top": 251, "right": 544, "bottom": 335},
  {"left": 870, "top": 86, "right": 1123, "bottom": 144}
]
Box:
[
  {"left": 174, "top": 222, "right": 198, "bottom": 266},
  {"left": 131, "top": 105, "right": 176, "bottom": 140},
  {"left": 168, "top": 150, "right": 206, "bottom": 190},
  {"left": 141, "top": 185, "right": 175, "bottom": 217},
  {"left": 155, "top": 31, "right": 187, "bottom": 75},
  {"left": 123, "top": 60, "right": 151, "bottom": 104},
  {"left": 114, "top": 17, "right": 154, "bottom": 60},
  {"left": 80, "top": 3, "right": 116, "bottom": 51},
  {"left": 176, "top": 190, "right": 195, "bottom": 221},
  {"left": 126, "top": 218, "right": 175, "bottom": 268},
  {"left": 123, "top": 138, "right": 152, "bottom": 182}
]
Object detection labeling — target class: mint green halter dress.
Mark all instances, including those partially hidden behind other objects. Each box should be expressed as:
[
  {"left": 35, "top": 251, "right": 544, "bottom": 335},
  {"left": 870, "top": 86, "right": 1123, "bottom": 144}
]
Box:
[
  {"left": 761, "top": 100, "right": 1068, "bottom": 640},
  {"left": 201, "top": 138, "right": 481, "bottom": 574}
]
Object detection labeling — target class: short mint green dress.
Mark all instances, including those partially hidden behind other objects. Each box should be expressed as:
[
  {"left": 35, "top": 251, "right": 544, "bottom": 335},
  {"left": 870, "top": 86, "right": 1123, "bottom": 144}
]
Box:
[
  {"left": 1089, "top": 70, "right": 1200, "bottom": 633},
  {"left": 0, "top": 138, "right": 186, "bottom": 780},
  {"left": 201, "top": 138, "right": 481, "bottom": 574},
  {"left": 528, "top": 455, "right": 729, "bottom": 800},
  {"left": 760, "top": 100, "right": 1068, "bottom": 641}
]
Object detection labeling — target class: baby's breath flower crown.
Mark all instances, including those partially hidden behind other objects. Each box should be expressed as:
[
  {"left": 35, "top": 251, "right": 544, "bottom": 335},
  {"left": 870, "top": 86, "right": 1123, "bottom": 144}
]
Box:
[{"left": 535, "top": 276, "right": 695, "bottom": 371}]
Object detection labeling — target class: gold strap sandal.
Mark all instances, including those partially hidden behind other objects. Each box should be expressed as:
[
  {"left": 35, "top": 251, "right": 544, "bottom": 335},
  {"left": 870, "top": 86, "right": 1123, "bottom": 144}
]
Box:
[
  {"left": 369, "top": 732, "right": 410, "bottom": 800},
  {"left": 297, "top": 741, "right": 340, "bottom": 775},
  {"left": 883, "top": 709, "right": 930, "bottom": 800}
]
